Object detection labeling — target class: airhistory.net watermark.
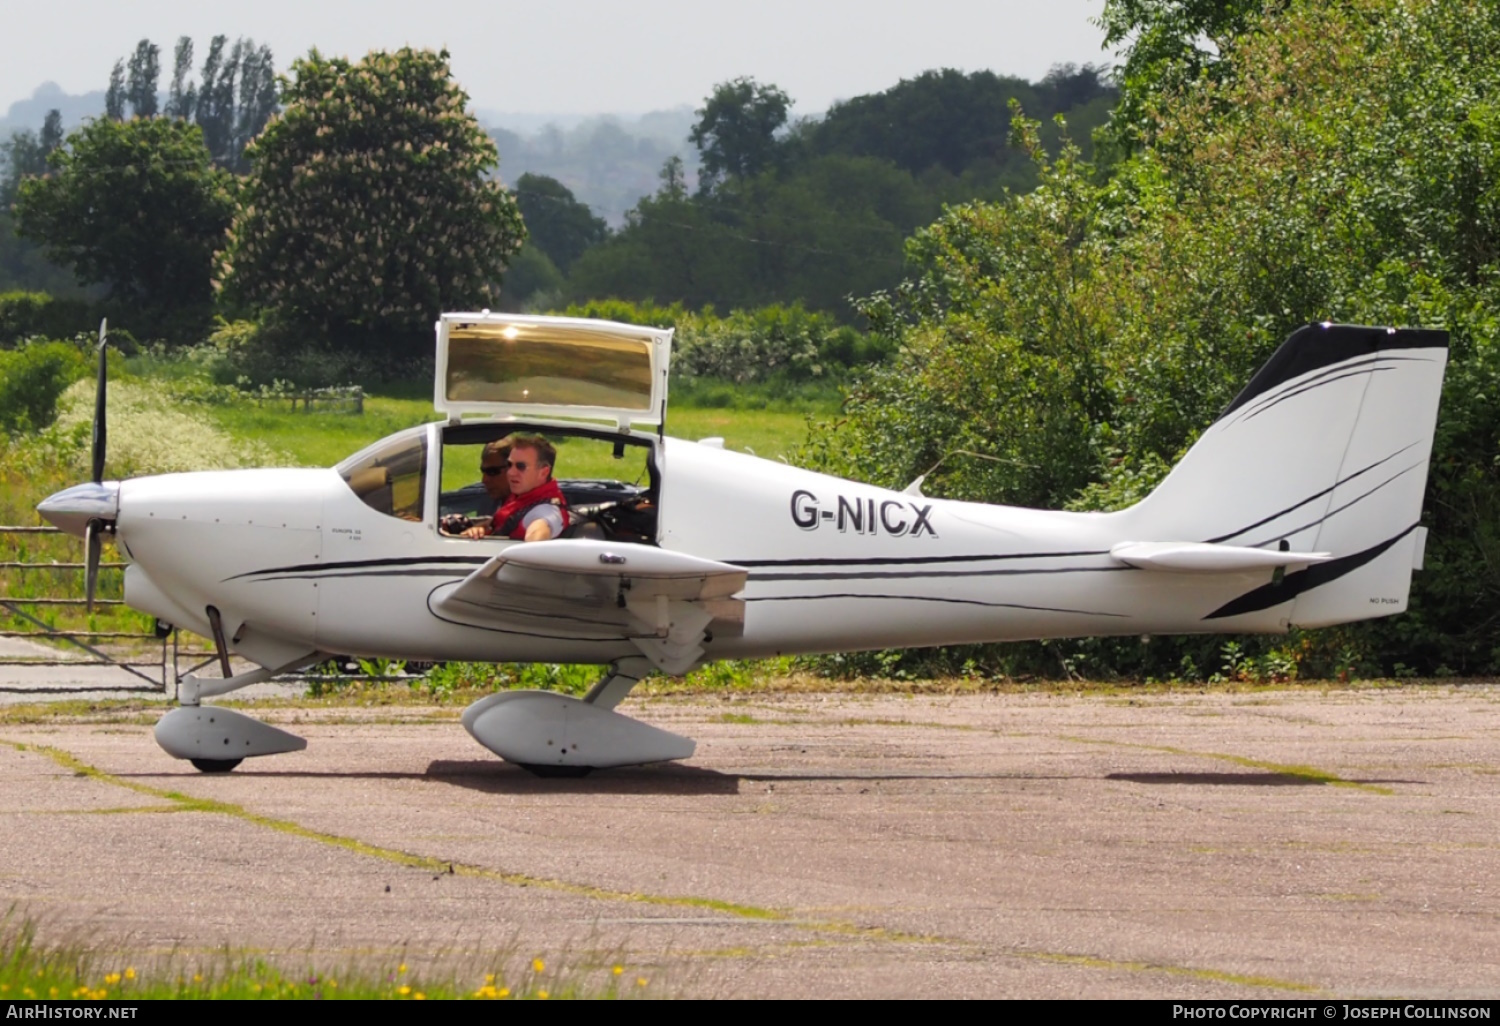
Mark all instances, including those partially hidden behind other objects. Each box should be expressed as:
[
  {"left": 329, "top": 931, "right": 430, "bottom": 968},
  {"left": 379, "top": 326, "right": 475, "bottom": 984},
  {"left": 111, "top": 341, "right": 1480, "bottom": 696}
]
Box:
[{"left": 4, "top": 1008, "right": 138, "bottom": 1019}]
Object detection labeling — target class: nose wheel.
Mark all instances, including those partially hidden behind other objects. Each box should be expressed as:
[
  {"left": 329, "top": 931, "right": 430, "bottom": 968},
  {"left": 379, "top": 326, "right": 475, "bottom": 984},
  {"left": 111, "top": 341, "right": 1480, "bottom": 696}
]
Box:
[
  {"left": 519, "top": 763, "right": 594, "bottom": 778},
  {"left": 190, "top": 758, "right": 243, "bottom": 774}
]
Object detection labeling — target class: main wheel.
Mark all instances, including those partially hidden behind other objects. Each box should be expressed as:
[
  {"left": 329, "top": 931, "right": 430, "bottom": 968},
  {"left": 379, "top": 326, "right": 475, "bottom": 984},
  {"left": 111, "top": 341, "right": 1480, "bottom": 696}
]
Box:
[
  {"left": 519, "top": 763, "right": 594, "bottom": 778},
  {"left": 190, "top": 758, "right": 243, "bottom": 774}
]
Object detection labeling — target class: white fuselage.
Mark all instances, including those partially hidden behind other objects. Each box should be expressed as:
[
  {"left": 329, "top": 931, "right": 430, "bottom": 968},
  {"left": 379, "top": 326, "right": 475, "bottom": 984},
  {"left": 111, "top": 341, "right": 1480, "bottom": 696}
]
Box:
[{"left": 114, "top": 425, "right": 1302, "bottom": 673}]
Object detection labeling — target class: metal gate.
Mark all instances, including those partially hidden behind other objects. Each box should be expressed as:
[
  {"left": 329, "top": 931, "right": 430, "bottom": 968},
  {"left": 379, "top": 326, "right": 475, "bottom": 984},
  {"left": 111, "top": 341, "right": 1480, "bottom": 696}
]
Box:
[{"left": 0, "top": 524, "right": 169, "bottom": 695}]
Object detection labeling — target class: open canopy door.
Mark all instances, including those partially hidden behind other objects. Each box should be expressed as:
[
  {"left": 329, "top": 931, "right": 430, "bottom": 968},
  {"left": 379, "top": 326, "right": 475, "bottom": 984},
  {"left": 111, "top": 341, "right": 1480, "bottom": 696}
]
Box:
[{"left": 435, "top": 312, "right": 673, "bottom": 428}]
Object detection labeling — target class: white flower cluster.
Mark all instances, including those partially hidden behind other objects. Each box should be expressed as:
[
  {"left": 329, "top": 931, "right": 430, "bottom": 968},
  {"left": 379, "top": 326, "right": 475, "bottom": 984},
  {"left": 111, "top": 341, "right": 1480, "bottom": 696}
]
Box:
[{"left": 54, "top": 379, "right": 289, "bottom": 477}]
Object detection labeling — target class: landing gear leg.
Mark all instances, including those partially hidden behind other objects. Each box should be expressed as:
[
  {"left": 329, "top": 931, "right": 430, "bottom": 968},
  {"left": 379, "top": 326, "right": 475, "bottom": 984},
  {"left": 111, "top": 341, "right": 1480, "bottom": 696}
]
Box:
[{"left": 582, "top": 655, "right": 652, "bottom": 709}]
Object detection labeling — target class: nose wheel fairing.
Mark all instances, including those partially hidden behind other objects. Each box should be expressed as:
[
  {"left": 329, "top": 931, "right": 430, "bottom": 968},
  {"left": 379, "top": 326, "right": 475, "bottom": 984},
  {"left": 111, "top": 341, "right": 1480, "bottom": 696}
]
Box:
[{"left": 155, "top": 705, "right": 307, "bottom": 766}]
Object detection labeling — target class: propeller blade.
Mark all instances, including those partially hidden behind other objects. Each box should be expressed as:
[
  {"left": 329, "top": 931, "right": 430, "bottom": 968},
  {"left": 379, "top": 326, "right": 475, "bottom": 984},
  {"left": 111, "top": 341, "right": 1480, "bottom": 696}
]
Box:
[
  {"left": 91, "top": 319, "right": 107, "bottom": 484},
  {"left": 84, "top": 518, "right": 102, "bottom": 614}
]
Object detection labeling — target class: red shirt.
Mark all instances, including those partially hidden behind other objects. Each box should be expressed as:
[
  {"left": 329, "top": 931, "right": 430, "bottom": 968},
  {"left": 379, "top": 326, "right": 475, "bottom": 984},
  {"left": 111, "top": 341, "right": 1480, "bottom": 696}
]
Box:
[{"left": 488, "top": 479, "right": 570, "bottom": 538}]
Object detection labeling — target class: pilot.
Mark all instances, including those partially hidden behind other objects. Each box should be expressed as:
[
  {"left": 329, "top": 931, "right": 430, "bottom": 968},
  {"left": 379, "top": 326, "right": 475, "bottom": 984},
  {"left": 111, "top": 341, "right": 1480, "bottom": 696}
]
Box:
[{"left": 461, "top": 434, "right": 570, "bottom": 541}]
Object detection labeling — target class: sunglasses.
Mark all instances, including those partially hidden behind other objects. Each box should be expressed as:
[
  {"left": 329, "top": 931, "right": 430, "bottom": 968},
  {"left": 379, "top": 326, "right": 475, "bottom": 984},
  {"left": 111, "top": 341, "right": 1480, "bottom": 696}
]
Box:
[{"left": 481, "top": 460, "right": 537, "bottom": 475}]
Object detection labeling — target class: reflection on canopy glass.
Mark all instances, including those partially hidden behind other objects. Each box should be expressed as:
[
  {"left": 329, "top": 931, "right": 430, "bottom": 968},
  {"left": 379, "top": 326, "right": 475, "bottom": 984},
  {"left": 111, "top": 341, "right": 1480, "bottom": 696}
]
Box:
[
  {"left": 337, "top": 430, "right": 427, "bottom": 521},
  {"left": 446, "top": 321, "right": 654, "bottom": 410}
]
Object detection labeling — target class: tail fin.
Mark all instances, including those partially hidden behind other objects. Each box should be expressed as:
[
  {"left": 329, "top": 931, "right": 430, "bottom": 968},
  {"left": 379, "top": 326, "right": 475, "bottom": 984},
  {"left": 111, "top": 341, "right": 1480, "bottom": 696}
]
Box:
[{"left": 1127, "top": 323, "right": 1449, "bottom": 630}]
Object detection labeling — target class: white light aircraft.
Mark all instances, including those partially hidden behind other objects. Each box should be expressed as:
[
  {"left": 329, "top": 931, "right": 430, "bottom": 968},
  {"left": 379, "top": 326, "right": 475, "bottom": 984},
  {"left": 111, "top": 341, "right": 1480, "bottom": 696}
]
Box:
[{"left": 37, "top": 314, "right": 1449, "bottom": 776}]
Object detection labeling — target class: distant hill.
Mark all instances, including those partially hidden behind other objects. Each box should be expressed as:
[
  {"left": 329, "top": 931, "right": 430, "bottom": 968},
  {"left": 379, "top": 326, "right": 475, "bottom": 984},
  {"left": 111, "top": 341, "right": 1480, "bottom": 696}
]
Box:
[
  {"left": 481, "top": 108, "right": 704, "bottom": 227},
  {"left": 0, "top": 82, "right": 105, "bottom": 137}
]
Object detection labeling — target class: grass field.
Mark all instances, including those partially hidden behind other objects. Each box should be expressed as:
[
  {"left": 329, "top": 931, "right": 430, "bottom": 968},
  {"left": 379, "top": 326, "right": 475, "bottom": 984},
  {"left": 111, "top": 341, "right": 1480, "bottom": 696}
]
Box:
[{"left": 203, "top": 398, "right": 819, "bottom": 471}]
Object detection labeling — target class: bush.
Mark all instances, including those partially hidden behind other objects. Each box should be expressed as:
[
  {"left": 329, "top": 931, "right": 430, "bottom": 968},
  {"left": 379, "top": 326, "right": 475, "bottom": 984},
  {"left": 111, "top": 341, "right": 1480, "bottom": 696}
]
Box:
[
  {"left": 675, "top": 304, "right": 886, "bottom": 384},
  {"left": 199, "top": 317, "right": 407, "bottom": 390},
  {"left": 0, "top": 292, "right": 99, "bottom": 348},
  {"left": 553, "top": 298, "right": 889, "bottom": 389},
  {"left": 555, "top": 298, "right": 698, "bottom": 328},
  {"left": 0, "top": 339, "right": 91, "bottom": 433}
]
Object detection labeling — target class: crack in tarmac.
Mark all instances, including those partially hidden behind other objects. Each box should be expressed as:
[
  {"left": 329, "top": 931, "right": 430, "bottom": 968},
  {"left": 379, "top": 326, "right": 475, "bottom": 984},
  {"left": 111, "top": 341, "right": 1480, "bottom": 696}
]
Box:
[{"left": 0, "top": 735, "right": 1329, "bottom": 994}]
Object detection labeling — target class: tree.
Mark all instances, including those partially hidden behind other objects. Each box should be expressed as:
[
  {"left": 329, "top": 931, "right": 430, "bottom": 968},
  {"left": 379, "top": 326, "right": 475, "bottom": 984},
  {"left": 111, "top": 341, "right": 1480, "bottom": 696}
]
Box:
[
  {"left": 165, "top": 37, "right": 197, "bottom": 119},
  {"left": 105, "top": 61, "right": 126, "bottom": 121},
  {"left": 689, "top": 78, "right": 791, "bottom": 192},
  {"left": 805, "top": 67, "right": 1116, "bottom": 179},
  {"left": 13, "top": 117, "right": 233, "bottom": 327},
  {"left": 126, "top": 39, "right": 161, "bottom": 118},
  {"left": 189, "top": 35, "right": 277, "bottom": 170},
  {"left": 218, "top": 47, "right": 526, "bottom": 353},
  {"left": 1, "top": 110, "right": 63, "bottom": 207},
  {"left": 105, "top": 35, "right": 277, "bottom": 169},
  {"left": 0, "top": 109, "right": 73, "bottom": 294},
  {"left": 230, "top": 42, "right": 278, "bottom": 173},
  {"left": 513, "top": 172, "right": 606, "bottom": 273},
  {"left": 1098, "top": 0, "right": 1278, "bottom": 151},
  {"left": 810, "top": 69, "right": 1026, "bottom": 177}
]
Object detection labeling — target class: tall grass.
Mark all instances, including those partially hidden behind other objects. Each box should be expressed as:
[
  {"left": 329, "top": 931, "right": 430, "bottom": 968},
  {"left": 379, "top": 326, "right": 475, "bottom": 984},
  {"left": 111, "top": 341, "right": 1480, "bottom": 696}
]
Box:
[{"left": 0, "top": 909, "right": 648, "bottom": 999}]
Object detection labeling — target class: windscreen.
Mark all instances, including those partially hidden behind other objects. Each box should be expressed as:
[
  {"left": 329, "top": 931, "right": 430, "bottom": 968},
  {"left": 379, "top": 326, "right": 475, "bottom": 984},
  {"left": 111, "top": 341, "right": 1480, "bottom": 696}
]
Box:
[
  {"left": 445, "top": 321, "right": 654, "bottom": 411},
  {"left": 336, "top": 430, "right": 427, "bottom": 521}
]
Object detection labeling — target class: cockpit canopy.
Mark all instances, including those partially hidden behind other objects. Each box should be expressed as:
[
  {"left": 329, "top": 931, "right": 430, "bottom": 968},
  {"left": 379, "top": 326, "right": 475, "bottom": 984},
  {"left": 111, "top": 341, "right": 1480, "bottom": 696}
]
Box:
[{"left": 435, "top": 312, "right": 673, "bottom": 428}]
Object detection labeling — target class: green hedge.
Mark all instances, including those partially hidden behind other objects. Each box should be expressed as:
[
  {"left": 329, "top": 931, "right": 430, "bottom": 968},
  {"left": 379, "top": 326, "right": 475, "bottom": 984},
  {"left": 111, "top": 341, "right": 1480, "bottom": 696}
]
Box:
[
  {"left": 554, "top": 299, "right": 890, "bottom": 386},
  {"left": 0, "top": 339, "right": 91, "bottom": 433},
  {"left": 0, "top": 292, "right": 101, "bottom": 348}
]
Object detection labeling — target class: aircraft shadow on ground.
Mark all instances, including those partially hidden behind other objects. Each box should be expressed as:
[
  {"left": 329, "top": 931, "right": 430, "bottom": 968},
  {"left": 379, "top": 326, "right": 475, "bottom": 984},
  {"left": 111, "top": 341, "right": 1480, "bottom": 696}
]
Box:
[
  {"left": 1107, "top": 771, "right": 1422, "bottom": 787},
  {"left": 132, "top": 766, "right": 1421, "bottom": 793},
  {"left": 425, "top": 759, "right": 744, "bottom": 795},
  {"left": 424, "top": 761, "right": 1083, "bottom": 795}
]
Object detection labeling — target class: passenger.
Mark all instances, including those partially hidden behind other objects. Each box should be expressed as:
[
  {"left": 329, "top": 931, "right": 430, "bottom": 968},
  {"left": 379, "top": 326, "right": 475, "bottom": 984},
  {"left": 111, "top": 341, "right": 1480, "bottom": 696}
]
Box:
[
  {"left": 442, "top": 437, "right": 512, "bottom": 536},
  {"left": 464, "top": 435, "right": 570, "bottom": 541},
  {"left": 472, "top": 436, "right": 513, "bottom": 518}
]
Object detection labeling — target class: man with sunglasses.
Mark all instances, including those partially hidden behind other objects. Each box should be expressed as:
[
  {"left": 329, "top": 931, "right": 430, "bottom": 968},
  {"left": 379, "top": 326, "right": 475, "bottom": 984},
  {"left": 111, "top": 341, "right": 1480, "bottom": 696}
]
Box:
[{"left": 459, "top": 434, "right": 570, "bottom": 541}]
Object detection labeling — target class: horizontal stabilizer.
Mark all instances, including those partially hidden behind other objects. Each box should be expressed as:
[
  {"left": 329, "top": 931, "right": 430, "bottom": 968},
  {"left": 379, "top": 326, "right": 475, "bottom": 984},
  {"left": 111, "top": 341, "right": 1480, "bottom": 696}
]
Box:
[{"left": 1111, "top": 541, "right": 1331, "bottom": 573}]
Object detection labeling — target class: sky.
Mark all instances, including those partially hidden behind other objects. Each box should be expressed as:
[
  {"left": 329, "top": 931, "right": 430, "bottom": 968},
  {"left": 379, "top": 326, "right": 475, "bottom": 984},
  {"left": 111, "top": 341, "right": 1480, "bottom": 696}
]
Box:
[{"left": 0, "top": 0, "right": 1111, "bottom": 117}]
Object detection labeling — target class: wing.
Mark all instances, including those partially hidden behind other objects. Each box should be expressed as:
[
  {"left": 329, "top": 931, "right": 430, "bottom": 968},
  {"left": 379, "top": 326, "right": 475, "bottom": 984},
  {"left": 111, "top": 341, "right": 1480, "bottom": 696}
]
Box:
[{"left": 432, "top": 539, "right": 747, "bottom": 675}]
